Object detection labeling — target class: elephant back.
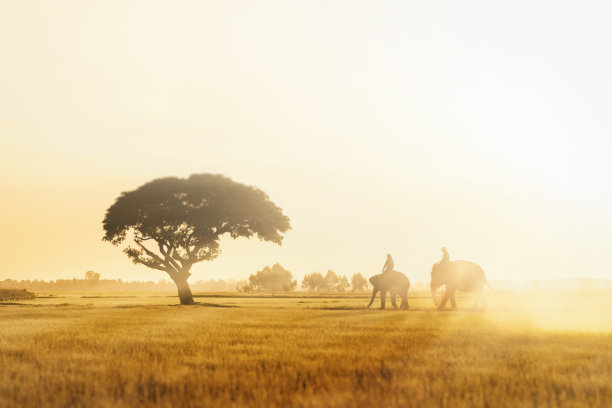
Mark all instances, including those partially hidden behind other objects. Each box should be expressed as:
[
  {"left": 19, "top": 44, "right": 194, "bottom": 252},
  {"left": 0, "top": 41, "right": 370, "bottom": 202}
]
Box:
[
  {"left": 369, "top": 270, "right": 410, "bottom": 289},
  {"left": 392, "top": 270, "right": 410, "bottom": 287},
  {"left": 448, "top": 260, "right": 487, "bottom": 288},
  {"left": 449, "top": 260, "right": 484, "bottom": 275},
  {"left": 369, "top": 271, "right": 410, "bottom": 289}
]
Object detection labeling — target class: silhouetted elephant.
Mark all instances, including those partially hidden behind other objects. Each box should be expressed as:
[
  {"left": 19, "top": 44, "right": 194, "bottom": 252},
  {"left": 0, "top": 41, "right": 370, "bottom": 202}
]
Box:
[
  {"left": 367, "top": 271, "right": 410, "bottom": 310},
  {"left": 430, "top": 260, "right": 493, "bottom": 310}
]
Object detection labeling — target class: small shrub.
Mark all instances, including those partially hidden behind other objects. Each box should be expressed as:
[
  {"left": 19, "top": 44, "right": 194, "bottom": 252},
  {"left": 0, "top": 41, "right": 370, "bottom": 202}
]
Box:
[{"left": 0, "top": 288, "right": 36, "bottom": 301}]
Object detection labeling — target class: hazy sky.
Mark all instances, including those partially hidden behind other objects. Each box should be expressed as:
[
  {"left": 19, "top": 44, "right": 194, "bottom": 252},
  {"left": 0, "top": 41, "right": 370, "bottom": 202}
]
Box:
[{"left": 1, "top": 0, "right": 611, "bottom": 284}]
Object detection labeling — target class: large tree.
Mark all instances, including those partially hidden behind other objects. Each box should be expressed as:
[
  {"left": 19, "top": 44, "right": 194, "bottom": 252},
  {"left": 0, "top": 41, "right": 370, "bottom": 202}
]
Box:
[{"left": 102, "top": 174, "right": 291, "bottom": 305}]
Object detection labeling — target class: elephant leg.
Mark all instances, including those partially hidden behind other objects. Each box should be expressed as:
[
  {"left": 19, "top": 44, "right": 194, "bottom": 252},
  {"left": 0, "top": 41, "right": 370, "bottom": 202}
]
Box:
[
  {"left": 390, "top": 292, "right": 398, "bottom": 309},
  {"left": 380, "top": 291, "right": 387, "bottom": 309},
  {"left": 450, "top": 291, "right": 457, "bottom": 309},
  {"left": 401, "top": 291, "right": 409, "bottom": 309},
  {"left": 438, "top": 292, "right": 449, "bottom": 310},
  {"left": 367, "top": 288, "right": 378, "bottom": 308}
]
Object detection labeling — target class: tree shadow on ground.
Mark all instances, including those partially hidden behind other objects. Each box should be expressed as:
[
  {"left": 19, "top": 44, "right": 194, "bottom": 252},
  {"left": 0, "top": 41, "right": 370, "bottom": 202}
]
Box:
[{"left": 173, "top": 302, "right": 239, "bottom": 308}]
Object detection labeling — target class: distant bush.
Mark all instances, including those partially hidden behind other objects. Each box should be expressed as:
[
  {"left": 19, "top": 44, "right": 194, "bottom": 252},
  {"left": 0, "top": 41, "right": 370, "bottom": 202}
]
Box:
[
  {"left": 0, "top": 288, "right": 36, "bottom": 301},
  {"left": 301, "top": 272, "right": 326, "bottom": 292},
  {"left": 302, "top": 270, "right": 351, "bottom": 292},
  {"left": 247, "top": 263, "right": 297, "bottom": 292},
  {"left": 350, "top": 273, "right": 369, "bottom": 292}
]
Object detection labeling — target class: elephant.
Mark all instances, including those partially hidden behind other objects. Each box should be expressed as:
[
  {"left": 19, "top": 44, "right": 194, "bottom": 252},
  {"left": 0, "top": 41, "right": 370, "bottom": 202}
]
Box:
[
  {"left": 430, "top": 260, "right": 493, "bottom": 310},
  {"left": 367, "top": 271, "right": 410, "bottom": 310}
]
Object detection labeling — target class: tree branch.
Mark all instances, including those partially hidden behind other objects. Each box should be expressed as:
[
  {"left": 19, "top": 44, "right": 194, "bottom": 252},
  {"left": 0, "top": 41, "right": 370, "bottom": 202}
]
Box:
[
  {"left": 131, "top": 257, "right": 169, "bottom": 273},
  {"left": 134, "top": 240, "right": 171, "bottom": 270},
  {"left": 158, "top": 241, "right": 183, "bottom": 271},
  {"left": 185, "top": 230, "right": 197, "bottom": 256}
]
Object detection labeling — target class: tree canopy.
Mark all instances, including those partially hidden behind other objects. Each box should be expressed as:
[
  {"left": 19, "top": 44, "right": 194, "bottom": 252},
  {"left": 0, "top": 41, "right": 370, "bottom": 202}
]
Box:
[
  {"left": 246, "top": 263, "right": 296, "bottom": 292},
  {"left": 301, "top": 272, "right": 326, "bottom": 292},
  {"left": 301, "top": 270, "right": 350, "bottom": 292},
  {"left": 102, "top": 174, "right": 291, "bottom": 304},
  {"left": 85, "top": 271, "right": 101, "bottom": 281},
  {"left": 350, "top": 273, "right": 369, "bottom": 292}
]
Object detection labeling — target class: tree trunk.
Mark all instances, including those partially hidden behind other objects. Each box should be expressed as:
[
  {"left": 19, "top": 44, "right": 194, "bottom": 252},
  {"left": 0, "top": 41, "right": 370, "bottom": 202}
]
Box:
[{"left": 172, "top": 274, "right": 195, "bottom": 305}]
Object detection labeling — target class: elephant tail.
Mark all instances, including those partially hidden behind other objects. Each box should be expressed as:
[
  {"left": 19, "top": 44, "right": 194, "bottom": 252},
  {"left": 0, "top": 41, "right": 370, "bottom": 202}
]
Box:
[{"left": 485, "top": 279, "right": 496, "bottom": 293}]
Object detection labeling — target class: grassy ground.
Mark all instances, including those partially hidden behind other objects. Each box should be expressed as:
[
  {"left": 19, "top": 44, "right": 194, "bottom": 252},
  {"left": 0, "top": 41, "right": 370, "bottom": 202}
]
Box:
[{"left": 1, "top": 291, "right": 611, "bottom": 407}]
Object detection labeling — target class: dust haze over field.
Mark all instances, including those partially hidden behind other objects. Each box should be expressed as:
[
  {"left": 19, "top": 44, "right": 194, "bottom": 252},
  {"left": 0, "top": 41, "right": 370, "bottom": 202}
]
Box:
[
  {"left": 498, "top": 290, "right": 612, "bottom": 332},
  {"left": 2, "top": 292, "right": 612, "bottom": 407},
  {"left": 2, "top": 0, "right": 612, "bottom": 407}
]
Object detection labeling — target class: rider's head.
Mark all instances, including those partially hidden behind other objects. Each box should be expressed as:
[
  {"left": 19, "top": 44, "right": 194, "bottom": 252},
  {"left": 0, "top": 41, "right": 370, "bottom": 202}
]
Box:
[
  {"left": 387, "top": 254, "right": 392, "bottom": 258},
  {"left": 440, "top": 247, "right": 447, "bottom": 252}
]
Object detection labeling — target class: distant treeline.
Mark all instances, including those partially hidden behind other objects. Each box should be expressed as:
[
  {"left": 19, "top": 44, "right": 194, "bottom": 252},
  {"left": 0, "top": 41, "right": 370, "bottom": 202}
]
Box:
[
  {"left": 7, "top": 267, "right": 606, "bottom": 294},
  {"left": 1, "top": 265, "right": 378, "bottom": 293},
  {"left": 241, "top": 263, "right": 374, "bottom": 292},
  {"left": 0, "top": 274, "right": 247, "bottom": 292}
]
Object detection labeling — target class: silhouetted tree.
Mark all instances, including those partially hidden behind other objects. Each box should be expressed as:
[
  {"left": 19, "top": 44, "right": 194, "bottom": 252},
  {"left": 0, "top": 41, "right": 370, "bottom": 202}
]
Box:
[
  {"left": 301, "top": 271, "right": 350, "bottom": 292},
  {"left": 84, "top": 271, "right": 101, "bottom": 281},
  {"left": 324, "top": 270, "right": 351, "bottom": 292},
  {"left": 337, "top": 275, "right": 350, "bottom": 292},
  {"left": 102, "top": 174, "right": 291, "bottom": 305},
  {"left": 351, "top": 273, "right": 368, "bottom": 292},
  {"left": 247, "top": 263, "right": 296, "bottom": 291},
  {"left": 324, "top": 270, "right": 340, "bottom": 291},
  {"left": 301, "top": 272, "right": 326, "bottom": 292}
]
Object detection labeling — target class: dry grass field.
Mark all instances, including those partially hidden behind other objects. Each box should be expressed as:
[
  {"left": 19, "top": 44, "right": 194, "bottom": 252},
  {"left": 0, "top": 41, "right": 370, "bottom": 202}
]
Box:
[{"left": 1, "top": 291, "right": 612, "bottom": 407}]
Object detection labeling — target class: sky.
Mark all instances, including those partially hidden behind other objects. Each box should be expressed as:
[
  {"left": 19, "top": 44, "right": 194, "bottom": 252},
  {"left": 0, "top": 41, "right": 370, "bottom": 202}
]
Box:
[{"left": 1, "top": 0, "right": 611, "bottom": 285}]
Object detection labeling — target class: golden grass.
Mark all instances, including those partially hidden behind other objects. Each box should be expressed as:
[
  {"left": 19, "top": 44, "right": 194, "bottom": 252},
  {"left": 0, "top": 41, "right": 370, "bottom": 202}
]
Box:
[{"left": 1, "top": 292, "right": 611, "bottom": 407}]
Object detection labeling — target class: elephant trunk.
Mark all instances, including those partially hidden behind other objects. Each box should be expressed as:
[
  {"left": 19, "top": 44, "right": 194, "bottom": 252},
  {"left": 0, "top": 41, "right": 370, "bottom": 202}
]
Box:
[
  {"left": 430, "top": 282, "right": 439, "bottom": 306},
  {"left": 367, "top": 288, "right": 378, "bottom": 308}
]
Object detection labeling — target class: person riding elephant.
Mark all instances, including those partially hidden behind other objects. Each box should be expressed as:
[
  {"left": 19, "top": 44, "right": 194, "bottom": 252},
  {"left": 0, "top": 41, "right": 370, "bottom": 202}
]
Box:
[
  {"left": 367, "top": 270, "right": 410, "bottom": 310},
  {"left": 382, "top": 254, "right": 394, "bottom": 274},
  {"left": 440, "top": 247, "right": 450, "bottom": 265}
]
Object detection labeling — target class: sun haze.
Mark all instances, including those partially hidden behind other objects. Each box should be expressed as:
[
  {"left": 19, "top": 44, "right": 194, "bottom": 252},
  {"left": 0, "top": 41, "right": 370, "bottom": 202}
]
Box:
[{"left": 1, "top": 0, "right": 611, "bottom": 284}]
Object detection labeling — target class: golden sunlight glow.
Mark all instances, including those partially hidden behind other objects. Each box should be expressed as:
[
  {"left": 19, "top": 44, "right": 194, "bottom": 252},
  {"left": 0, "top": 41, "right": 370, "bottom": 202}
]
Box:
[
  {"left": 1, "top": 0, "right": 611, "bottom": 286},
  {"left": 2, "top": 3, "right": 612, "bottom": 407}
]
